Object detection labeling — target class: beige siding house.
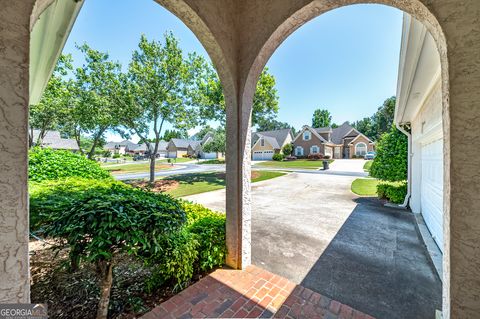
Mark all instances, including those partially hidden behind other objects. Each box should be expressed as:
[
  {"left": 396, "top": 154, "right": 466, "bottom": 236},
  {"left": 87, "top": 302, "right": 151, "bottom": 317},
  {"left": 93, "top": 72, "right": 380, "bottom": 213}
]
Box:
[{"left": 251, "top": 129, "right": 293, "bottom": 160}]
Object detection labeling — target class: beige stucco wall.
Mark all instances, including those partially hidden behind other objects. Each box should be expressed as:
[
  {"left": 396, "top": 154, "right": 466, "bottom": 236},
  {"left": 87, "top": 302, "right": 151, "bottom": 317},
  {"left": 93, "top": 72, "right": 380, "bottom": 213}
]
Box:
[{"left": 1, "top": 1, "right": 480, "bottom": 317}]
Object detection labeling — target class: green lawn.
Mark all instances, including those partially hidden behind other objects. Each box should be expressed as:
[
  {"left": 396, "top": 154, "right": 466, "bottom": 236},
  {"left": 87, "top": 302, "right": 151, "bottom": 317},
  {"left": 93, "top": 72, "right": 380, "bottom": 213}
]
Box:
[
  {"left": 165, "top": 170, "right": 286, "bottom": 197},
  {"left": 351, "top": 178, "right": 379, "bottom": 196},
  {"left": 255, "top": 159, "right": 334, "bottom": 170},
  {"left": 198, "top": 159, "right": 225, "bottom": 164},
  {"left": 103, "top": 158, "right": 192, "bottom": 174},
  {"left": 363, "top": 160, "right": 373, "bottom": 172}
]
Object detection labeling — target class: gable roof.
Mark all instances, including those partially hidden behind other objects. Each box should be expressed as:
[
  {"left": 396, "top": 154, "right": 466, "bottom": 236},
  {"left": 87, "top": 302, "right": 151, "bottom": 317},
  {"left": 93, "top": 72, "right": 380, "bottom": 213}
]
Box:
[
  {"left": 251, "top": 128, "right": 292, "bottom": 150},
  {"left": 32, "top": 129, "right": 79, "bottom": 150},
  {"left": 104, "top": 140, "right": 138, "bottom": 150},
  {"left": 314, "top": 127, "right": 332, "bottom": 133},
  {"left": 293, "top": 126, "right": 329, "bottom": 143},
  {"left": 330, "top": 122, "right": 357, "bottom": 144},
  {"left": 170, "top": 138, "right": 200, "bottom": 149}
]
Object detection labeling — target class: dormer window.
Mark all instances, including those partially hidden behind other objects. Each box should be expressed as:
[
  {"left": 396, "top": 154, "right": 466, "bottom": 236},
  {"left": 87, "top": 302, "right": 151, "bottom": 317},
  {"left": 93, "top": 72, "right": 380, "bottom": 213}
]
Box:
[{"left": 303, "top": 131, "right": 311, "bottom": 141}]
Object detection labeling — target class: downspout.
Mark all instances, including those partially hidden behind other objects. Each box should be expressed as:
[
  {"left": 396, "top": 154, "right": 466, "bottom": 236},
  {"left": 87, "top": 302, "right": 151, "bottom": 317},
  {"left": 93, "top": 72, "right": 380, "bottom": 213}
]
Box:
[{"left": 396, "top": 122, "right": 412, "bottom": 208}]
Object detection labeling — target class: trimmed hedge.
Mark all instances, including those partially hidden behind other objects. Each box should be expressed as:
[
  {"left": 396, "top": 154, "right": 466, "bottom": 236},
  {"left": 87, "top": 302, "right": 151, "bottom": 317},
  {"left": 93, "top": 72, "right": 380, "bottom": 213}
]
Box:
[
  {"left": 29, "top": 147, "right": 111, "bottom": 182},
  {"left": 377, "top": 182, "right": 407, "bottom": 204},
  {"left": 272, "top": 153, "right": 284, "bottom": 161}
]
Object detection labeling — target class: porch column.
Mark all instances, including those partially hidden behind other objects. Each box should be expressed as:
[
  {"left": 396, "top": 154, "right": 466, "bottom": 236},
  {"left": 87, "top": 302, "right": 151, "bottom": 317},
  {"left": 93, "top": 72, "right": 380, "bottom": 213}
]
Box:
[
  {"left": 0, "top": 0, "right": 34, "bottom": 302},
  {"left": 225, "top": 89, "right": 253, "bottom": 269}
]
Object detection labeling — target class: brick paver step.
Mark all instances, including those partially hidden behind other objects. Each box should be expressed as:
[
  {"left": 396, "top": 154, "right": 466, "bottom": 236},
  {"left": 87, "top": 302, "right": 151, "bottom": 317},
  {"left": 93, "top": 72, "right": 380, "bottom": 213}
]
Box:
[{"left": 142, "top": 265, "right": 375, "bottom": 319}]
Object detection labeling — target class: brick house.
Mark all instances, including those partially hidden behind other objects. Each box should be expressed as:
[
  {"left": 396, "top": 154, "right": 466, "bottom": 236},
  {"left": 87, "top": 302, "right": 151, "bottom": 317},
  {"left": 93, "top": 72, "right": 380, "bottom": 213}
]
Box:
[{"left": 292, "top": 123, "right": 374, "bottom": 159}]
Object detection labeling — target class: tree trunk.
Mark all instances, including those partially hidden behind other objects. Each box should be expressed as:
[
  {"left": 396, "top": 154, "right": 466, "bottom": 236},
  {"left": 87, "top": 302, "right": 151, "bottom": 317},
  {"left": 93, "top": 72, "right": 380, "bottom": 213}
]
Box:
[
  {"left": 96, "top": 261, "right": 113, "bottom": 319},
  {"left": 149, "top": 154, "right": 156, "bottom": 184}
]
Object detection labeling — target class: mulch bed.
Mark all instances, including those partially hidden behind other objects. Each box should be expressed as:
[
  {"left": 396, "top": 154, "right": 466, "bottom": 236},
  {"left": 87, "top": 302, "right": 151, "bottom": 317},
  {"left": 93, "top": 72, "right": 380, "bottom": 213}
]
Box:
[
  {"left": 128, "top": 180, "right": 180, "bottom": 193},
  {"left": 29, "top": 239, "right": 205, "bottom": 319}
]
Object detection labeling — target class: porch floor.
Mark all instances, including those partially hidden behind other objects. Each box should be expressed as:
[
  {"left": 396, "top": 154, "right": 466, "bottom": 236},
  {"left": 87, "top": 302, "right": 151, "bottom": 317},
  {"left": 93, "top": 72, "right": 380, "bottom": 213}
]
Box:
[{"left": 142, "top": 265, "right": 374, "bottom": 319}]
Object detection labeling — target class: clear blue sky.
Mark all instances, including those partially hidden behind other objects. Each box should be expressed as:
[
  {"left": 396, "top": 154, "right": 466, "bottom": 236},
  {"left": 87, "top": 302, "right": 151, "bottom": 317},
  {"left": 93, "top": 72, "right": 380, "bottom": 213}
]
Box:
[{"left": 62, "top": 0, "right": 403, "bottom": 142}]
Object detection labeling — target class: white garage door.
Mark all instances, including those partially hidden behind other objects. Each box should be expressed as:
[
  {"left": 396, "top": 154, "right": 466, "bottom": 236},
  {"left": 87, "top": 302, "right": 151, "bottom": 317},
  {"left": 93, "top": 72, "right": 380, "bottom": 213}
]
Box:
[
  {"left": 325, "top": 147, "right": 332, "bottom": 158},
  {"left": 252, "top": 150, "right": 274, "bottom": 160},
  {"left": 168, "top": 151, "right": 177, "bottom": 158},
  {"left": 201, "top": 152, "right": 217, "bottom": 159},
  {"left": 421, "top": 138, "right": 444, "bottom": 252}
]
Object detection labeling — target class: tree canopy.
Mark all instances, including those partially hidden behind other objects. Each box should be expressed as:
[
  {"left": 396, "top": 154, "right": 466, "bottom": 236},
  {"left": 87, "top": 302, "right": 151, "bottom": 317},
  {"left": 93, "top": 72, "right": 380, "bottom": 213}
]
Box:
[
  {"left": 312, "top": 109, "right": 332, "bottom": 128},
  {"left": 353, "top": 96, "right": 396, "bottom": 140}
]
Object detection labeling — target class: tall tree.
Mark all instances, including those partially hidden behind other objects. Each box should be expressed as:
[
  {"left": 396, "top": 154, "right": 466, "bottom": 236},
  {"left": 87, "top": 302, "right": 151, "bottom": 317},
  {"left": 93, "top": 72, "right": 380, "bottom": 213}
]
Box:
[
  {"left": 29, "top": 55, "right": 73, "bottom": 147},
  {"left": 116, "top": 33, "right": 200, "bottom": 183},
  {"left": 312, "top": 109, "right": 332, "bottom": 128},
  {"left": 198, "top": 67, "right": 280, "bottom": 125},
  {"left": 59, "top": 45, "right": 123, "bottom": 159},
  {"left": 353, "top": 96, "right": 396, "bottom": 140},
  {"left": 162, "top": 129, "right": 187, "bottom": 141},
  {"left": 194, "top": 125, "right": 215, "bottom": 140},
  {"left": 202, "top": 128, "right": 226, "bottom": 155},
  {"left": 256, "top": 118, "right": 293, "bottom": 132}
]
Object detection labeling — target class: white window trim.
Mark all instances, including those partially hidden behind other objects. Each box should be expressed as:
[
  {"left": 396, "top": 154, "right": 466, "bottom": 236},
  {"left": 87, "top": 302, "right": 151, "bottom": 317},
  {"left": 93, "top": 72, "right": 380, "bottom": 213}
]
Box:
[
  {"left": 310, "top": 145, "right": 319, "bottom": 154},
  {"left": 295, "top": 146, "right": 304, "bottom": 156},
  {"left": 355, "top": 142, "right": 367, "bottom": 155},
  {"left": 303, "top": 131, "right": 311, "bottom": 141}
]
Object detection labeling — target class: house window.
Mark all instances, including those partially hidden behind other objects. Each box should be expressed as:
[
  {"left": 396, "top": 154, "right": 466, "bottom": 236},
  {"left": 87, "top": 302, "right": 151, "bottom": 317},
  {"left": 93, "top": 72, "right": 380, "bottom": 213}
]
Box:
[
  {"left": 260, "top": 138, "right": 264, "bottom": 147},
  {"left": 295, "top": 146, "right": 304, "bottom": 156},
  {"left": 355, "top": 142, "right": 367, "bottom": 156},
  {"left": 310, "top": 145, "right": 319, "bottom": 154},
  {"left": 303, "top": 131, "right": 311, "bottom": 141}
]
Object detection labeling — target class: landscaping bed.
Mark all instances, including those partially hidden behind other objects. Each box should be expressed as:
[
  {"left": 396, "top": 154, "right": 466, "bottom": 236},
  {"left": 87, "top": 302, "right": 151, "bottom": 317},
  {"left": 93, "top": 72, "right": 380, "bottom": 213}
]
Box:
[{"left": 255, "top": 159, "right": 334, "bottom": 170}]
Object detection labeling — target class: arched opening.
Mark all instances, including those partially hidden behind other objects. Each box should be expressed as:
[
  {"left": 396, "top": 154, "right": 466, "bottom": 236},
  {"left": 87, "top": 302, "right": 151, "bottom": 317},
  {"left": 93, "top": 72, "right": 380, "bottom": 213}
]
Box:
[{"left": 241, "top": 2, "right": 449, "bottom": 318}]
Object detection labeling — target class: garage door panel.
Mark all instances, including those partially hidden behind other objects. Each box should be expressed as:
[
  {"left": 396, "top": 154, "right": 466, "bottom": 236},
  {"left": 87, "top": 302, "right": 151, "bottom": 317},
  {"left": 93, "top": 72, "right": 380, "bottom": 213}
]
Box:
[
  {"left": 253, "top": 150, "right": 274, "bottom": 160},
  {"left": 421, "top": 138, "right": 443, "bottom": 252}
]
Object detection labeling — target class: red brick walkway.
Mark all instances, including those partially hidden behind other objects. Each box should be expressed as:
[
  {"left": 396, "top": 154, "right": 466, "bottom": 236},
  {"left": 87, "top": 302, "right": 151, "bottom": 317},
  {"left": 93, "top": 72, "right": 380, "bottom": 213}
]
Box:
[{"left": 142, "top": 265, "right": 375, "bottom": 319}]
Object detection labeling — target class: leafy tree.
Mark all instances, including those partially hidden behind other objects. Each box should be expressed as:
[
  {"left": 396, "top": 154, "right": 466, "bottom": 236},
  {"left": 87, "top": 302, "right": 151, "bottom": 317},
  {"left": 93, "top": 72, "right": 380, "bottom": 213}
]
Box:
[
  {"left": 331, "top": 123, "right": 339, "bottom": 129},
  {"left": 116, "top": 33, "right": 201, "bottom": 183},
  {"left": 29, "top": 55, "right": 73, "bottom": 147},
  {"left": 202, "top": 128, "right": 226, "bottom": 155},
  {"left": 198, "top": 67, "right": 280, "bottom": 125},
  {"left": 370, "top": 125, "right": 408, "bottom": 182},
  {"left": 282, "top": 143, "right": 293, "bottom": 156},
  {"left": 256, "top": 118, "right": 292, "bottom": 132},
  {"left": 193, "top": 125, "right": 215, "bottom": 140},
  {"left": 162, "top": 129, "right": 187, "bottom": 141},
  {"left": 312, "top": 109, "right": 332, "bottom": 128},
  {"left": 353, "top": 96, "right": 396, "bottom": 140}
]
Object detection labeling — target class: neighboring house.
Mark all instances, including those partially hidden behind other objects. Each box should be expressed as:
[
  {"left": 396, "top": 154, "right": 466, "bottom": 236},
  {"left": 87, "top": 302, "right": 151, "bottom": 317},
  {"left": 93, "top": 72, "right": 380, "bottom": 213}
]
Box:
[
  {"left": 31, "top": 129, "right": 79, "bottom": 151},
  {"left": 130, "top": 141, "right": 168, "bottom": 157},
  {"left": 292, "top": 123, "right": 374, "bottom": 159},
  {"left": 167, "top": 138, "right": 200, "bottom": 158},
  {"left": 251, "top": 128, "right": 293, "bottom": 160},
  {"left": 104, "top": 140, "right": 138, "bottom": 155},
  {"left": 396, "top": 14, "right": 443, "bottom": 252}
]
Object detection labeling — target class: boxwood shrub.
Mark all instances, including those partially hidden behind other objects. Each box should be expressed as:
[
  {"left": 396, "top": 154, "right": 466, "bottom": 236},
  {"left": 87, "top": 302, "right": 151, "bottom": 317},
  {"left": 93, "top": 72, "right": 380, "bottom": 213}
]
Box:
[
  {"left": 29, "top": 147, "right": 111, "bottom": 182},
  {"left": 377, "top": 182, "right": 407, "bottom": 204}
]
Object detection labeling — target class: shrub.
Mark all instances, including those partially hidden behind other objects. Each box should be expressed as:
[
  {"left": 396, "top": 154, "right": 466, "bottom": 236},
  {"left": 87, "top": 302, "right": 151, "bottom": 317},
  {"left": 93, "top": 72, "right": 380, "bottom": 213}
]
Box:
[
  {"left": 112, "top": 153, "right": 121, "bottom": 159},
  {"left": 307, "top": 154, "right": 323, "bottom": 160},
  {"left": 377, "top": 182, "right": 407, "bottom": 204},
  {"left": 146, "top": 229, "right": 199, "bottom": 292},
  {"left": 370, "top": 125, "right": 407, "bottom": 182},
  {"left": 282, "top": 144, "right": 293, "bottom": 157},
  {"left": 272, "top": 153, "right": 284, "bottom": 161},
  {"left": 29, "top": 148, "right": 111, "bottom": 182},
  {"left": 285, "top": 155, "right": 297, "bottom": 161},
  {"left": 181, "top": 201, "right": 226, "bottom": 271},
  {"left": 324, "top": 155, "right": 331, "bottom": 159},
  {"left": 36, "top": 179, "right": 187, "bottom": 317}
]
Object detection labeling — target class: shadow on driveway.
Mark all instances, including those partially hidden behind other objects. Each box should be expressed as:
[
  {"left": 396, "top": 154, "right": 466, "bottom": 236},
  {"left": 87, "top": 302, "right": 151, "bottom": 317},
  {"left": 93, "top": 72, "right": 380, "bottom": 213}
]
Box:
[{"left": 300, "top": 197, "right": 442, "bottom": 319}]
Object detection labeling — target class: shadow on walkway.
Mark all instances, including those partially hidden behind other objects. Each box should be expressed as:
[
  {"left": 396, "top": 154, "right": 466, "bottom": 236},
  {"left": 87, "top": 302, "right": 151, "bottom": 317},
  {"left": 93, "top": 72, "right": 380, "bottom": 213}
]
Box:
[{"left": 300, "top": 197, "right": 442, "bottom": 319}]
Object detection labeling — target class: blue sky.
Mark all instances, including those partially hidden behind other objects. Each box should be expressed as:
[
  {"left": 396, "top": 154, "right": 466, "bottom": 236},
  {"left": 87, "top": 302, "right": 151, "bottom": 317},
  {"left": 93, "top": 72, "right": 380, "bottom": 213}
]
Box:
[{"left": 62, "top": 0, "right": 403, "bottom": 142}]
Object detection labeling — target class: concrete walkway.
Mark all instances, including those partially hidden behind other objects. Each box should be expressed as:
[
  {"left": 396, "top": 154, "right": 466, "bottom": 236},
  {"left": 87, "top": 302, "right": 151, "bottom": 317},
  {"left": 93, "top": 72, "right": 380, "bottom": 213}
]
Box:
[{"left": 183, "top": 167, "right": 441, "bottom": 318}]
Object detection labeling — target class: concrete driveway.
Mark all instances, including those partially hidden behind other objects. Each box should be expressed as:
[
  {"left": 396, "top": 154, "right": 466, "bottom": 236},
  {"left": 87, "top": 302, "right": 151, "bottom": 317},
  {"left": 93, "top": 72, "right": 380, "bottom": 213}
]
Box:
[{"left": 183, "top": 161, "right": 441, "bottom": 319}]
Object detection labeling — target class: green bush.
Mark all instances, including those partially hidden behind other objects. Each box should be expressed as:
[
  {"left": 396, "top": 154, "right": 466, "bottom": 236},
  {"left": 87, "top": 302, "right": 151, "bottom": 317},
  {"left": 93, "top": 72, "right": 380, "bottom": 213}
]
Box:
[
  {"left": 146, "top": 229, "right": 199, "bottom": 292},
  {"left": 370, "top": 125, "right": 407, "bottom": 182},
  {"left": 113, "top": 154, "right": 121, "bottom": 159},
  {"left": 272, "top": 153, "right": 284, "bottom": 161},
  {"left": 377, "top": 182, "right": 407, "bottom": 204},
  {"left": 29, "top": 147, "right": 111, "bottom": 182},
  {"left": 182, "top": 201, "right": 226, "bottom": 272},
  {"left": 282, "top": 144, "right": 293, "bottom": 157}
]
